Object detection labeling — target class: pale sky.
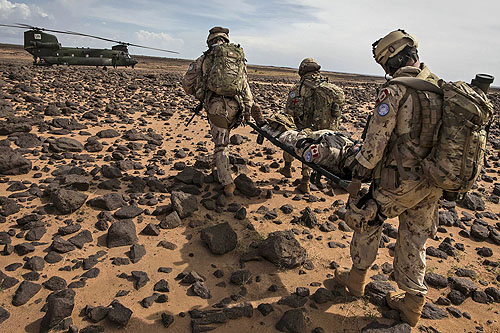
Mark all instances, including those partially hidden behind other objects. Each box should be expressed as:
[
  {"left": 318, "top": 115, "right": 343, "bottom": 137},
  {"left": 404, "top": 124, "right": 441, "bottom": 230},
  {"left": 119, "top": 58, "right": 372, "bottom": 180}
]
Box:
[{"left": 1, "top": 0, "right": 499, "bottom": 82}]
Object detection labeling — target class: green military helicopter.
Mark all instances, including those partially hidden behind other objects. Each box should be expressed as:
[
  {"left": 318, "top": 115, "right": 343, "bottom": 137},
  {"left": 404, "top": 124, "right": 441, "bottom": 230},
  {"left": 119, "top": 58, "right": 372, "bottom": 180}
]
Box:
[{"left": 0, "top": 23, "right": 179, "bottom": 69}]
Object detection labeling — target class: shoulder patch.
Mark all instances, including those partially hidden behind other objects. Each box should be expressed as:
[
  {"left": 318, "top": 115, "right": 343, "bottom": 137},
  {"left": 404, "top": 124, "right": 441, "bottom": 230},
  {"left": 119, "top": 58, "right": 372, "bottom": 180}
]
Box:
[
  {"left": 188, "top": 63, "right": 194, "bottom": 71},
  {"left": 375, "top": 88, "right": 389, "bottom": 105},
  {"left": 377, "top": 103, "right": 390, "bottom": 117},
  {"left": 304, "top": 151, "right": 312, "bottom": 162},
  {"left": 289, "top": 91, "right": 296, "bottom": 99}
]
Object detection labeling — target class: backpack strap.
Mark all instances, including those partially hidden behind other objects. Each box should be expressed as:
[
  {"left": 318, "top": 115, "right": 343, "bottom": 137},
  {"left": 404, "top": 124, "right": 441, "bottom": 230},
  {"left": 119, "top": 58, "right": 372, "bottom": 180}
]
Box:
[{"left": 390, "top": 77, "right": 443, "bottom": 95}]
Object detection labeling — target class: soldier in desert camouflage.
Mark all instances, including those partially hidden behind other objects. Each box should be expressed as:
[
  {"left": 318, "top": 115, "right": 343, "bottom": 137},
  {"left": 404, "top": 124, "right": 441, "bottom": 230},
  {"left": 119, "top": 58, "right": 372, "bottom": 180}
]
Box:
[
  {"left": 279, "top": 58, "right": 345, "bottom": 194},
  {"left": 182, "top": 27, "right": 254, "bottom": 196},
  {"left": 330, "top": 29, "right": 444, "bottom": 327}
]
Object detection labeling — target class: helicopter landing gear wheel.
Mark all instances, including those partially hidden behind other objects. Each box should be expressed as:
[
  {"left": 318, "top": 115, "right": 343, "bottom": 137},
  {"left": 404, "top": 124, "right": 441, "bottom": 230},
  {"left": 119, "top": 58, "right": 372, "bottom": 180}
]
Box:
[
  {"left": 103, "top": 66, "right": 107, "bottom": 71},
  {"left": 132, "top": 64, "right": 135, "bottom": 69}
]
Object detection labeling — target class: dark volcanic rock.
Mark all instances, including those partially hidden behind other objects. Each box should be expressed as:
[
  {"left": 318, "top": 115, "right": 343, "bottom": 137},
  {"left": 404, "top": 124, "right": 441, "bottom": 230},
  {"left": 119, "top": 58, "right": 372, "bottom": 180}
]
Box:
[
  {"left": 107, "top": 301, "right": 132, "bottom": 327},
  {"left": 425, "top": 272, "right": 448, "bottom": 289},
  {"left": 200, "top": 222, "right": 237, "bottom": 255},
  {"left": 128, "top": 244, "right": 146, "bottom": 263},
  {"left": 459, "top": 192, "right": 485, "bottom": 211},
  {"left": 188, "top": 281, "right": 211, "bottom": 299},
  {"left": 230, "top": 270, "right": 252, "bottom": 286},
  {"left": 361, "top": 321, "right": 411, "bottom": 333},
  {"left": 40, "top": 289, "right": 75, "bottom": 333},
  {"left": 107, "top": 219, "right": 138, "bottom": 248},
  {"left": 43, "top": 276, "right": 67, "bottom": 291},
  {"left": 12, "top": 280, "right": 41, "bottom": 306},
  {"left": 470, "top": 223, "right": 490, "bottom": 241},
  {"left": 49, "top": 137, "right": 84, "bottom": 153},
  {"left": 448, "top": 276, "right": 478, "bottom": 296},
  {"left": 88, "top": 193, "right": 127, "bottom": 211},
  {"left": 0, "top": 146, "right": 31, "bottom": 175},
  {"left": 258, "top": 231, "right": 307, "bottom": 268},
  {"left": 159, "top": 211, "right": 182, "bottom": 229},
  {"left": 275, "top": 308, "right": 305, "bottom": 333},
  {"left": 51, "top": 189, "right": 88, "bottom": 214},
  {"left": 171, "top": 191, "right": 198, "bottom": 219},
  {"left": 234, "top": 174, "right": 261, "bottom": 197},
  {"left": 68, "top": 230, "right": 93, "bottom": 249},
  {"left": 0, "top": 196, "right": 20, "bottom": 216},
  {"left": 364, "top": 281, "right": 395, "bottom": 306},
  {"left": 299, "top": 207, "right": 318, "bottom": 228},
  {"left": 0, "top": 306, "right": 9, "bottom": 324},
  {"left": 113, "top": 205, "right": 143, "bottom": 219},
  {"left": 51, "top": 237, "right": 76, "bottom": 253},
  {"left": 421, "top": 303, "right": 448, "bottom": 319}
]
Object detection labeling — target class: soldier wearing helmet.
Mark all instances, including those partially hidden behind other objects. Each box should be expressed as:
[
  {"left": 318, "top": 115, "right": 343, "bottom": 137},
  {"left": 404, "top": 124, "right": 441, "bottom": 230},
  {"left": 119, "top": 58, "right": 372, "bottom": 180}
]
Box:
[
  {"left": 334, "top": 29, "right": 443, "bottom": 327},
  {"left": 182, "top": 27, "right": 254, "bottom": 197},
  {"left": 279, "top": 57, "right": 345, "bottom": 194}
]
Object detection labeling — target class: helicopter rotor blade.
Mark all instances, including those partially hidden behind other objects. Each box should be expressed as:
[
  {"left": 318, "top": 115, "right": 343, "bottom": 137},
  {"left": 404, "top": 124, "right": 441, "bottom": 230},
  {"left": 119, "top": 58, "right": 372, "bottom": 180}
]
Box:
[
  {"left": 120, "top": 42, "right": 179, "bottom": 54},
  {"left": 0, "top": 23, "right": 30, "bottom": 29},
  {"left": 2, "top": 23, "right": 180, "bottom": 54}
]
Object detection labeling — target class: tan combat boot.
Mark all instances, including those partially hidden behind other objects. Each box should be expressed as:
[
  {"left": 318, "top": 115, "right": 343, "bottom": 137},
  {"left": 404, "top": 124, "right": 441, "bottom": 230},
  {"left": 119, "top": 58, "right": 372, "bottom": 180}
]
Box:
[
  {"left": 297, "top": 176, "right": 310, "bottom": 194},
  {"left": 224, "top": 183, "right": 235, "bottom": 197},
  {"left": 334, "top": 266, "right": 368, "bottom": 297},
  {"left": 279, "top": 162, "right": 292, "bottom": 178},
  {"left": 386, "top": 292, "right": 425, "bottom": 327}
]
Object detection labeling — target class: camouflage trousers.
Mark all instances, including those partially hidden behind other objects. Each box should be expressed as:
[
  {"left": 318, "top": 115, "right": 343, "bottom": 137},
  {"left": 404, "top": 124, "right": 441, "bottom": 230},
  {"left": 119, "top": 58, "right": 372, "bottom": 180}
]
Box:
[
  {"left": 350, "top": 176, "right": 442, "bottom": 295},
  {"left": 209, "top": 120, "right": 233, "bottom": 186}
]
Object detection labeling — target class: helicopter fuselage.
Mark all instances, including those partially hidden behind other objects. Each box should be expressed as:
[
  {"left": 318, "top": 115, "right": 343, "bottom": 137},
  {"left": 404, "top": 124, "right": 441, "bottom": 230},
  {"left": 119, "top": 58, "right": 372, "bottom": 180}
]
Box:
[{"left": 24, "top": 30, "right": 138, "bottom": 68}]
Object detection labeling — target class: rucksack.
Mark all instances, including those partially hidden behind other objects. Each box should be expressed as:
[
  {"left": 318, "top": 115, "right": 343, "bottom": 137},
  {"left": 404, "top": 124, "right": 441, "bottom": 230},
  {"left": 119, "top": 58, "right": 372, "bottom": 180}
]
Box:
[
  {"left": 204, "top": 43, "right": 246, "bottom": 97},
  {"left": 293, "top": 77, "right": 345, "bottom": 131},
  {"left": 390, "top": 77, "right": 494, "bottom": 194}
]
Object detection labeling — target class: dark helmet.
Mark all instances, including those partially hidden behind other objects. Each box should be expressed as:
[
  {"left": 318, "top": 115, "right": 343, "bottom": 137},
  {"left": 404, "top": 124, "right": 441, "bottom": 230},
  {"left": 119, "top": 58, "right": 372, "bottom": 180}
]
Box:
[
  {"left": 298, "top": 58, "right": 321, "bottom": 76},
  {"left": 207, "top": 26, "right": 229, "bottom": 45}
]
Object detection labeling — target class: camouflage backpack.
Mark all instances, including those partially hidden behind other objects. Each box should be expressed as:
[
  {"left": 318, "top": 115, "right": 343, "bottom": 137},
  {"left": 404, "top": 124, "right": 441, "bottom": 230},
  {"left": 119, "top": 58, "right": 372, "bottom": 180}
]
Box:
[
  {"left": 391, "top": 77, "right": 494, "bottom": 194},
  {"left": 203, "top": 43, "right": 246, "bottom": 97},
  {"left": 289, "top": 76, "right": 345, "bottom": 131}
]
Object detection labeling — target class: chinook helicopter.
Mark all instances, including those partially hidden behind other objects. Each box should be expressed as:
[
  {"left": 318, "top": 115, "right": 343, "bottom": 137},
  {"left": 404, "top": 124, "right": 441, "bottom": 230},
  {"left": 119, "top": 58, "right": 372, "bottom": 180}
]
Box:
[{"left": 0, "top": 23, "right": 179, "bottom": 69}]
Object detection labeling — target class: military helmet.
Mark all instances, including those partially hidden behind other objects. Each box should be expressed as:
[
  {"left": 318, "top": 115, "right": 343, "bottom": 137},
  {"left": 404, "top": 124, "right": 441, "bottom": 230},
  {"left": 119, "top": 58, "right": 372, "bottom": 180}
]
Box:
[
  {"left": 372, "top": 29, "right": 418, "bottom": 67},
  {"left": 298, "top": 58, "right": 321, "bottom": 76},
  {"left": 207, "top": 26, "right": 229, "bottom": 44}
]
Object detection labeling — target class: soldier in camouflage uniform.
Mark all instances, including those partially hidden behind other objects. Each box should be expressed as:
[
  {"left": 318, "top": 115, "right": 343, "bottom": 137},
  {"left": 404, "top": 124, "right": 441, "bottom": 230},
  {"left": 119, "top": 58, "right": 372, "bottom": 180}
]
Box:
[
  {"left": 182, "top": 27, "right": 254, "bottom": 196},
  {"left": 333, "top": 30, "right": 443, "bottom": 327},
  {"left": 279, "top": 58, "right": 345, "bottom": 194}
]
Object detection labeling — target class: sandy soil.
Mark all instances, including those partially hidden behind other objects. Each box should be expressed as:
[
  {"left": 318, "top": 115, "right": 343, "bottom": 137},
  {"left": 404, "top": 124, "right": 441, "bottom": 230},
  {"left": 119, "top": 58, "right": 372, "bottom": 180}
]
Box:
[{"left": 0, "top": 44, "right": 499, "bottom": 333}]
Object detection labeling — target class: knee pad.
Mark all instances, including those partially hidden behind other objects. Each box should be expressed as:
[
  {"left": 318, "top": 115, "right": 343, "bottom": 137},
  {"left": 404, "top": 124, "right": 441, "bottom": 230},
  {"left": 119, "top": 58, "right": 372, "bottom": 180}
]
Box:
[{"left": 345, "top": 196, "right": 381, "bottom": 233}]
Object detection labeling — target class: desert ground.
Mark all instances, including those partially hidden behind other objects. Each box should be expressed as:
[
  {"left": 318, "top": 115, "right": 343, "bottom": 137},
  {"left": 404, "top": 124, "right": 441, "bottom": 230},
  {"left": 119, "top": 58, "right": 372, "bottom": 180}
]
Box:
[{"left": 0, "top": 44, "right": 499, "bottom": 333}]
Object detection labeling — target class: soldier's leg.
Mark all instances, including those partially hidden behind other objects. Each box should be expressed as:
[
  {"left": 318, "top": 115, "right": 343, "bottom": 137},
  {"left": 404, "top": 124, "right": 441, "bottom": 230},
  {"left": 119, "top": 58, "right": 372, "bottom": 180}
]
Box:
[
  {"left": 393, "top": 186, "right": 441, "bottom": 295},
  {"left": 279, "top": 151, "right": 293, "bottom": 178},
  {"left": 209, "top": 121, "right": 233, "bottom": 188},
  {"left": 297, "top": 163, "right": 311, "bottom": 193}
]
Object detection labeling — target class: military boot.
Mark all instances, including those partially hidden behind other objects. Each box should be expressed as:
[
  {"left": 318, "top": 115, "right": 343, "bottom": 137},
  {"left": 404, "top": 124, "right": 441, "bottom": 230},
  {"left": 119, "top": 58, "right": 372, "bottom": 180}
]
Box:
[
  {"left": 279, "top": 162, "right": 292, "bottom": 178},
  {"left": 386, "top": 292, "right": 425, "bottom": 327},
  {"left": 297, "top": 176, "right": 310, "bottom": 194},
  {"left": 334, "top": 266, "right": 368, "bottom": 297},
  {"left": 224, "top": 183, "right": 236, "bottom": 197}
]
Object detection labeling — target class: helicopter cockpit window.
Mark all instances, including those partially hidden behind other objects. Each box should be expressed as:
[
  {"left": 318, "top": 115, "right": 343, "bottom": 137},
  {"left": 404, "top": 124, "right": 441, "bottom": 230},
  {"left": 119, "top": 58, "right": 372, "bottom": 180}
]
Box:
[
  {"left": 100, "top": 55, "right": 103, "bottom": 58},
  {"left": 125, "top": 54, "right": 131, "bottom": 59}
]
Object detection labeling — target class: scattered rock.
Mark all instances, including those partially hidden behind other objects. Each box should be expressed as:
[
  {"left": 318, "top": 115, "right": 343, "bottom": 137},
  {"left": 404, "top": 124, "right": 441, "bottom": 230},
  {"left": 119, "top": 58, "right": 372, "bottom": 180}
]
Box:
[{"left": 200, "top": 222, "right": 237, "bottom": 255}]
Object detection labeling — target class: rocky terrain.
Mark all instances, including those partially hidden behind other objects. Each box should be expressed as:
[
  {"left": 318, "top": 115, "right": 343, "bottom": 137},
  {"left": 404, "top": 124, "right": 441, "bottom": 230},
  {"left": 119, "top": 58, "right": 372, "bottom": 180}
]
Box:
[{"left": 0, "top": 44, "right": 499, "bottom": 333}]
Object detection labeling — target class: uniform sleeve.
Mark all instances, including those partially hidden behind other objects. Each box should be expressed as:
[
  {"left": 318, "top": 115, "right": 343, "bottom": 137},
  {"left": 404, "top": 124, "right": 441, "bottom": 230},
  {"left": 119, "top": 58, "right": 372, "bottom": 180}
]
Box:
[
  {"left": 355, "top": 84, "right": 406, "bottom": 170},
  {"left": 182, "top": 55, "right": 204, "bottom": 97},
  {"left": 241, "top": 67, "right": 254, "bottom": 110},
  {"left": 284, "top": 84, "right": 300, "bottom": 116}
]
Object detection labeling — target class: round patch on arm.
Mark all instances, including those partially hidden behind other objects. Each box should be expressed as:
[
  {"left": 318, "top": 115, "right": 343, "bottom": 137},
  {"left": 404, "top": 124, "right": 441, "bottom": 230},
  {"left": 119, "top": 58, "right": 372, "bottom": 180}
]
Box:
[
  {"left": 377, "top": 103, "right": 390, "bottom": 117},
  {"left": 304, "top": 151, "right": 312, "bottom": 162},
  {"left": 289, "top": 91, "right": 296, "bottom": 99}
]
